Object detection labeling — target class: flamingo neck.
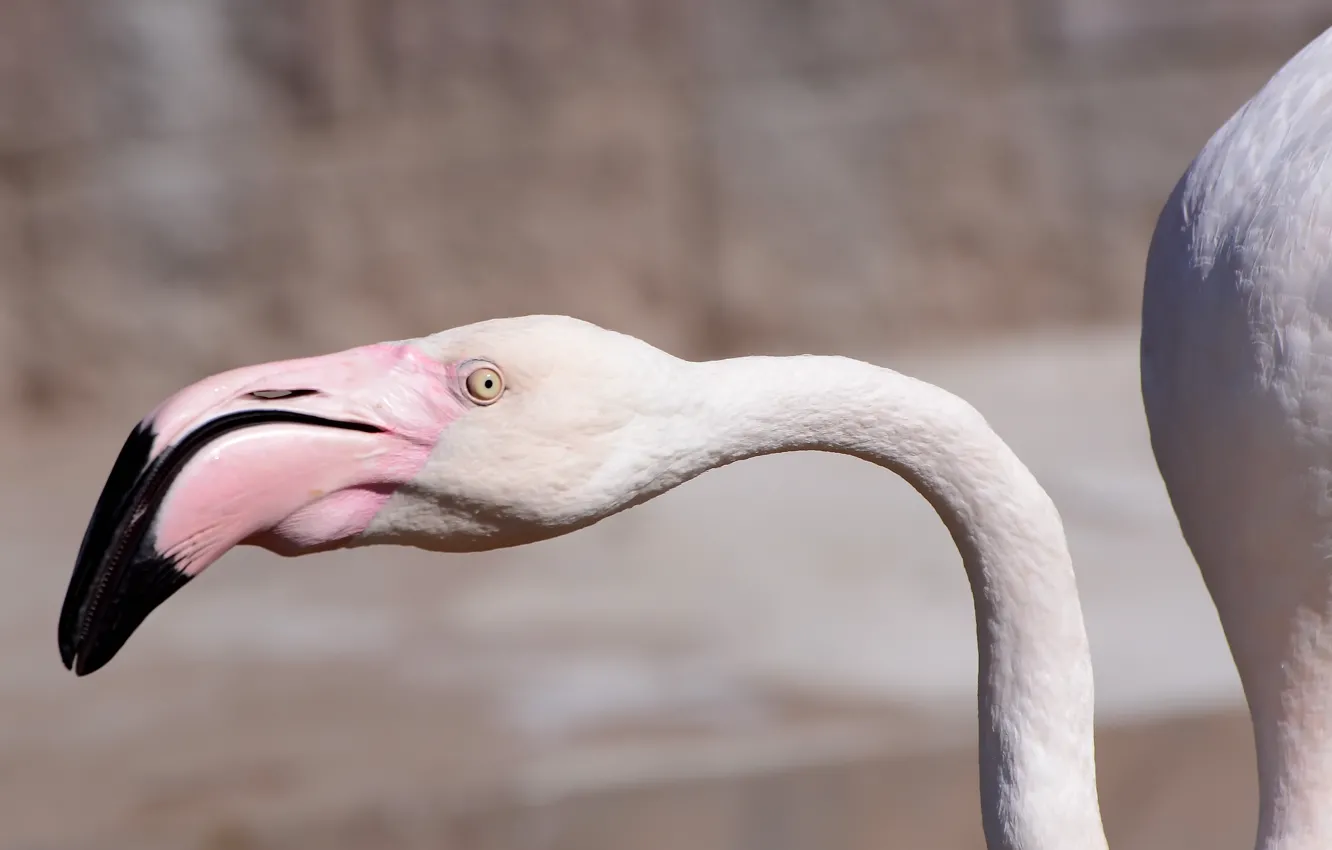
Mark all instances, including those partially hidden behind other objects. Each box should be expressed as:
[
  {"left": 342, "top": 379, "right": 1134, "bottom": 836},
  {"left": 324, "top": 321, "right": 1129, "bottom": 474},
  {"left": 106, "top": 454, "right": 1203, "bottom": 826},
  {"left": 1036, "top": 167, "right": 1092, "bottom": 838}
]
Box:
[
  {"left": 1253, "top": 631, "right": 1332, "bottom": 850},
  {"left": 672, "top": 355, "right": 1108, "bottom": 850},
  {"left": 1201, "top": 532, "right": 1332, "bottom": 850},
  {"left": 1146, "top": 373, "right": 1332, "bottom": 850}
]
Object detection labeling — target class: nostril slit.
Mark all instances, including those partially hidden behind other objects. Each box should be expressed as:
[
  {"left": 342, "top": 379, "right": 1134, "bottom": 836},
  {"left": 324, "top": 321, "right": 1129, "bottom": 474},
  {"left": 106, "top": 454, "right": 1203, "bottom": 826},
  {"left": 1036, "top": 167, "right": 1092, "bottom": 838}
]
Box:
[{"left": 248, "top": 389, "right": 319, "bottom": 400}]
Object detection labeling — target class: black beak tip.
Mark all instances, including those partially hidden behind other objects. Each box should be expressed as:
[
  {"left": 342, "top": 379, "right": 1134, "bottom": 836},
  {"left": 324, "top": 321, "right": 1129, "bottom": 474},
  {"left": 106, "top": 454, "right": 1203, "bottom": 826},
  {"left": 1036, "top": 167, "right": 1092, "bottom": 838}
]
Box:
[
  {"left": 70, "top": 642, "right": 117, "bottom": 678},
  {"left": 60, "top": 409, "right": 370, "bottom": 678},
  {"left": 59, "top": 546, "right": 192, "bottom": 678},
  {"left": 59, "top": 419, "right": 162, "bottom": 676}
]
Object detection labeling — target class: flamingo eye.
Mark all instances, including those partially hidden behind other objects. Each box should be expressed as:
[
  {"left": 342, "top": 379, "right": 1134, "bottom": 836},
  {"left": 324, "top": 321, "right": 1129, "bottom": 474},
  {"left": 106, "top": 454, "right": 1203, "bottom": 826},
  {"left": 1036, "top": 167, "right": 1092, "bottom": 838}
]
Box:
[{"left": 464, "top": 366, "right": 504, "bottom": 404}]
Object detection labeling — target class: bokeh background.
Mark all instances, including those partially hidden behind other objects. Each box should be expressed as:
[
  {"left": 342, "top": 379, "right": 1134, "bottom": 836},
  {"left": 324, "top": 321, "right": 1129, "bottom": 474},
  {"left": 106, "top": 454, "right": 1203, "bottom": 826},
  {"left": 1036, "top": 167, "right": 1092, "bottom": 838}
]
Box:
[{"left": 2, "top": 2, "right": 1329, "bottom": 848}]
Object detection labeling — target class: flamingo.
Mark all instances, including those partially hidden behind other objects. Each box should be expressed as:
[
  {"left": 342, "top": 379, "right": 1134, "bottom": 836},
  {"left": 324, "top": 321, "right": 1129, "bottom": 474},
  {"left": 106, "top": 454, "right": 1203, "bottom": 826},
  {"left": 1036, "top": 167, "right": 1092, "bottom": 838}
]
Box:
[
  {"left": 1141, "top": 23, "right": 1332, "bottom": 850},
  {"left": 55, "top": 30, "right": 1332, "bottom": 845},
  {"left": 61, "top": 314, "right": 1104, "bottom": 849}
]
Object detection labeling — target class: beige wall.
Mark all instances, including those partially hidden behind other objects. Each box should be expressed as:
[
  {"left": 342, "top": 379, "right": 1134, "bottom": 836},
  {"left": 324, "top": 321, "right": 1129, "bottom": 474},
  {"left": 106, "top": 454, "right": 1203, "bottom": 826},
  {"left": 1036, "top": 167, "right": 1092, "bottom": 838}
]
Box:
[{"left": 0, "top": 0, "right": 1328, "bottom": 414}]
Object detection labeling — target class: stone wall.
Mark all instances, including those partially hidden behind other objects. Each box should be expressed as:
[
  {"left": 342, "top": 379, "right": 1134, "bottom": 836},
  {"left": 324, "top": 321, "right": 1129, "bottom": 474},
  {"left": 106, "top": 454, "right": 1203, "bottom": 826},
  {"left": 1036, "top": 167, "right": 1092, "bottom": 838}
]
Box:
[{"left": 0, "top": 0, "right": 1329, "bottom": 414}]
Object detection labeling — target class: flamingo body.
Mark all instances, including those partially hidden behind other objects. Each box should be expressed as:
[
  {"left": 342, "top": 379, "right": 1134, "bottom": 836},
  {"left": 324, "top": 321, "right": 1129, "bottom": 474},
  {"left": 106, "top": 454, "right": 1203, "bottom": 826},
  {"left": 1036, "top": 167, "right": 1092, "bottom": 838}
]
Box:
[{"left": 1142, "top": 24, "right": 1332, "bottom": 850}]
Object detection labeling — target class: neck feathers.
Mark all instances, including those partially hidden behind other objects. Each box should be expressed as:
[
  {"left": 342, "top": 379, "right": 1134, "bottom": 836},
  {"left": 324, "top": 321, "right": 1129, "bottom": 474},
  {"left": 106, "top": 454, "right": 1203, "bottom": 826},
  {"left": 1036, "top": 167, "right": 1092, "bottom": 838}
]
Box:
[{"left": 661, "top": 355, "right": 1107, "bottom": 850}]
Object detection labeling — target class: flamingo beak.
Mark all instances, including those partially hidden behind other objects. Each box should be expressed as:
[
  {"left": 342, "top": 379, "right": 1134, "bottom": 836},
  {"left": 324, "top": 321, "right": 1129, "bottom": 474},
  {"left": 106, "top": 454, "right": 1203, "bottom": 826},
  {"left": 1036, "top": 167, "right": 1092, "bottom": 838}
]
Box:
[{"left": 57, "top": 343, "right": 455, "bottom": 676}]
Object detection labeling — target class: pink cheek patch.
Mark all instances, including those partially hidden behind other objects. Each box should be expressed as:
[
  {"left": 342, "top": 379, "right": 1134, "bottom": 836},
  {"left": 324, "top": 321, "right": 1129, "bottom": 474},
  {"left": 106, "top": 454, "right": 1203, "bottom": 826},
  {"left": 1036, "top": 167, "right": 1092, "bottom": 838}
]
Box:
[
  {"left": 261, "top": 485, "right": 397, "bottom": 554},
  {"left": 360, "top": 348, "right": 465, "bottom": 447},
  {"left": 151, "top": 422, "right": 433, "bottom": 576},
  {"left": 127, "top": 338, "right": 473, "bottom": 576}
]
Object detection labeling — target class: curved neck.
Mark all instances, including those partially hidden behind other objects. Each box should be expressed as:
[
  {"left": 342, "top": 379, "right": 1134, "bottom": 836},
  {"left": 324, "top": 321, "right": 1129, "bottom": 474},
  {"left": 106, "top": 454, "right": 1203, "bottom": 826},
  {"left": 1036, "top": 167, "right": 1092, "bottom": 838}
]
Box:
[{"left": 673, "top": 355, "right": 1108, "bottom": 850}]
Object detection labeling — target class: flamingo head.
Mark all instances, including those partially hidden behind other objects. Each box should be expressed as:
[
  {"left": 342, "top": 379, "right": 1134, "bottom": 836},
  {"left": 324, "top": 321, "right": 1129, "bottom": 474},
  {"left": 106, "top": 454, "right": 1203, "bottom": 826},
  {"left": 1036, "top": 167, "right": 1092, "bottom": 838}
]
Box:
[{"left": 59, "top": 316, "right": 691, "bottom": 675}]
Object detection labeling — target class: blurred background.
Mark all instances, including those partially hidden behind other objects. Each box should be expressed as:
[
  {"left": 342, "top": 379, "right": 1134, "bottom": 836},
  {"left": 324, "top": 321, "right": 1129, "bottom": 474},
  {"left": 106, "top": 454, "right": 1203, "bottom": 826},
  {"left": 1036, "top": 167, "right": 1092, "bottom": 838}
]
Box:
[{"left": 2, "top": 1, "right": 1329, "bottom": 848}]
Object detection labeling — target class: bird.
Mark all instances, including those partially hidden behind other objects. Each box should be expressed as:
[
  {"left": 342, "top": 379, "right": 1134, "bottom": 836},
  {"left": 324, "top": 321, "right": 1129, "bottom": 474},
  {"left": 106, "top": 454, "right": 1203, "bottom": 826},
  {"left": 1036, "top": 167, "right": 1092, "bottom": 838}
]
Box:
[
  {"left": 61, "top": 313, "right": 1108, "bottom": 849},
  {"left": 1141, "top": 24, "right": 1332, "bottom": 850}
]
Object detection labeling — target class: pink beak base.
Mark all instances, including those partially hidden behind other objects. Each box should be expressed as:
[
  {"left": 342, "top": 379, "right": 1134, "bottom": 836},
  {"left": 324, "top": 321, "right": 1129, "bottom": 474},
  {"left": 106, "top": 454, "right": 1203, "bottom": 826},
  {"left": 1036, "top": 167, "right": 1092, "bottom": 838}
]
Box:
[{"left": 58, "top": 342, "right": 461, "bottom": 676}]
